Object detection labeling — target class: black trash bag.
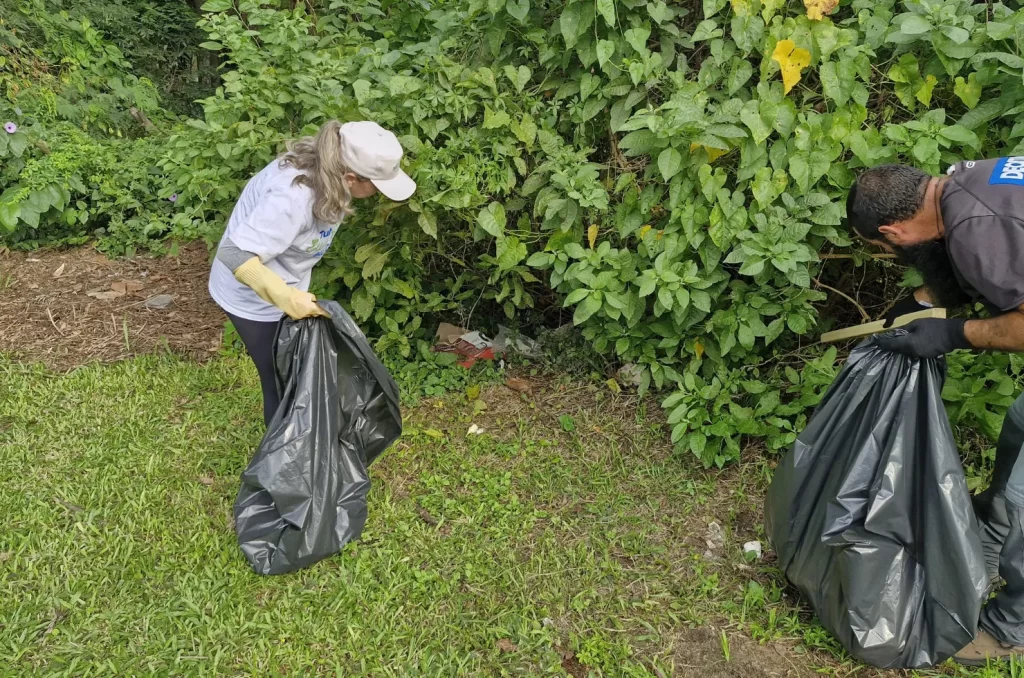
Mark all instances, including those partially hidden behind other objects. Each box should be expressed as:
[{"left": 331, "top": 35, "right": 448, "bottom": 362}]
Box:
[
  {"left": 766, "top": 339, "right": 987, "bottom": 669},
  {"left": 234, "top": 301, "right": 402, "bottom": 575}
]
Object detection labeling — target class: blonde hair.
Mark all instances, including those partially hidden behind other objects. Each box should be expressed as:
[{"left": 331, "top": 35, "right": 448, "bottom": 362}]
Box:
[{"left": 279, "top": 120, "right": 355, "bottom": 223}]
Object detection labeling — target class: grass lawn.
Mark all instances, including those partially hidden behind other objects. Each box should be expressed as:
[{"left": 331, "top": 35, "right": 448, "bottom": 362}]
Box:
[{"left": 0, "top": 355, "right": 1015, "bottom": 677}]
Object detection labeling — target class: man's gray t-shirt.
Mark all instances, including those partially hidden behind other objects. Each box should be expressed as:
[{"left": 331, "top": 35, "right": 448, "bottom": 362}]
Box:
[
  {"left": 941, "top": 157, "right": 1024, "bottom": 311},
  {"left": 208, "top": 160, "right": 340, "bottom": 321}
]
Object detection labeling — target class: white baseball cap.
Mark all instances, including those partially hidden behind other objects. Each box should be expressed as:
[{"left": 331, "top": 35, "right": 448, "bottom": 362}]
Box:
[{"left": 338, "top": 121, "right": 416, "bottom": 201}]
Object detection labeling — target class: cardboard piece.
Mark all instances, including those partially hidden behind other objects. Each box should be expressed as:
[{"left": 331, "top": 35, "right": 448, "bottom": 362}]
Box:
[
  {"left": 433, "top": 323, "right": 500, "bottom": 367},
  {"left": 819, "top": 308, "right": 947, "bottom": 344}
]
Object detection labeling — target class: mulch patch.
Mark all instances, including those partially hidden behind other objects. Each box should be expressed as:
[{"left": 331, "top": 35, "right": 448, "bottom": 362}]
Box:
[{"left": 0, "top": 243, "right": 225, "bottom": 370}]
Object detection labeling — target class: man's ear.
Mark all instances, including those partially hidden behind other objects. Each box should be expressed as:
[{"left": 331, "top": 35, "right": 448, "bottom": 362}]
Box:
[{"left": 877, "top": 223, "right": 906, "bottom": 244}]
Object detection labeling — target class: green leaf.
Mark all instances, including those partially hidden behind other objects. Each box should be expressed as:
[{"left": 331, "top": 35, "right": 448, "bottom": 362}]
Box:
[
  {"left": 739, "top": 259, "right": 765, "bottom": 276},
  {"left": 596, "top": 39, "right": 616, "bottom": 68},
  {"left": 751, "top": 167, "right": 779, "bottom": 208},
  {"left": 954, "top": 73, "right": 981, "bottom": 110},
  {"left": 483, "top": 107, "right": 511, "bottom": 129},
  {"left": 986, "top": 22, "right": 1014, "bottom": 41},
  {"left": 496, "top": 235, "right": 528, "bottom": 270},
  {"left": 675, "top": 287, "right": 690, "bottom": 311},
  {"left": 912, "top": 136, "right": 940, "bottom": 166},
  {"left": 201, "top": 0, "right": 232, "bottom": 10},
  {"left": 740, "top": 100, "right": 771, "bottom": 144},
  {"left": 418, "top": 211, "right": 438, "bottom": 238},
  {"left": 355, "top": 244, "right": 377, "bottom": 263},
  {"left": 503, "top": 65, "right": 532, "bottom": 93},
  {"left": 362, "top": 251, "right": 388, "bottom": 279},
  {"left": 216, "top": 144, "right": 232, "bottom": 160},
  {"left": 624, "top": 27, "right": 651, "bottom": 55},
  {"left": 692, "top": 19, "right": 722, "bottom": 42},
  {"left": 899, "top": 14, "right": 932, "bottom": 35},
  {"left": 618, "top": 130, "right": 659, "bottom": 155},
  {"left": 939, "top": 125, "right": 979, "bottom": 148},
  {"left": 597, "top": 0, "right": 616, "bottom": 27},
  {"left": 352, "top": 79, "right": 372, "bottom": 105},
  {"left": 388, "top": 75, "right": 423, "bottom": 96},
  {"left": 0, "top": 202, "right": 19, "bottom": 231},
  {"left": 387, "top": 279, "right": 417, "bottom": 299},
  {"left": 198, "top": 41, "right": 223, "bottom": 51},
  {"left": 564, "top": 243, "right": 587, "bottom": 259},
  {"left": 689, "top": 430, "right": 708, "bottom": 457},
  {"left": 574, "top": 294, "right": 602, "bottom": 324},
  {"left": 20, "top": 208, "right": 39, "bottom": 229},
  {"left": 787, "top": 313, "right": 809, "bottom": 334},
  {"left": 728, "top": 59, "right": 753, "bottom": 95},
  {"left": 765, "top": 318, "right": 785, "bottom": 344},
  {"left": 477, "top": 202, "right": 507, "bottom": 237},
  {"left": 738, "top": 324, "right": 755, "bottom": 348},
  {"left": 580, "top": 73, "right": 601, "bottom": 102},
  {"left": 475, "top": 67, "right": 498, "bottom": 92},
  {"left": 658, "top": 287, "right": 674, "bottom": 311},
  {"left": 564, "top": 288, "right": 590, "bottom": 305},
  {"left": 511, "top": 113, "right": 538, "bottom": 146},
  {"left": 819, "top": 62, "right": 843, "bottom": 104},
  {"left": 703, "top": 0, "right": 727, "bottom": 18},
  {"left": 648, "top": 1, "right": 671, "bottom": 23},
  {"left": 7, "top": 132, "right": 28, "bottom": 158},
  {"left": 692, "top": 290, "right": 712, "bottom": 312},
  {"left": 560, "top": 3, "right": 583, "bottom": 48},
  {"left": 789, "top": 154, "right": 810, "bottom": 193},
  {"left": 658, "top": 147, "right": 682, "bottom": 181},
  {"left": 351, "top": 287, "right": 374, "bottom": 321},
  {"left": 916, "top": 74, "right": 937, "bottom": 106},
  {"left": 506, "top": 0, "right": 529, "bottom": 22},
  {"left": 527, "top": 251, "right": 554, "bottom": 267}
]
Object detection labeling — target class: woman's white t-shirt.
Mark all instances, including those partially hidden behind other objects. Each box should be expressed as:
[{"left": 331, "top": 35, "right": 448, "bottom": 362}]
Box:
[{"left": 208, "top": 160, "right": 340, "bottom": 321}]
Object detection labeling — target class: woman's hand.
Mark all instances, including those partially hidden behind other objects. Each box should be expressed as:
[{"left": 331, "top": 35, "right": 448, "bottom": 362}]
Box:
[
  {"left": 279, "top": 289, "right": 329, "bottom": 320},
  {"left": 234, "top": 257, "right": 329, "bottom": 320}
]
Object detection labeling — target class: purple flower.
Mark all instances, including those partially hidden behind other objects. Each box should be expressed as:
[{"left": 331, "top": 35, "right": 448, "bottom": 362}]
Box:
[
  {"left": 168, "top": 194, "right": 178, "bottom": 203},
  {"left": 3, "top": 122, "right": 16, "bottom": 134}
]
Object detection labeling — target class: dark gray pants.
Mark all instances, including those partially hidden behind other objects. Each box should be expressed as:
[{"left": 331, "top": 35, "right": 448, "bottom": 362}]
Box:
[
  {"left": 225, "top": 312, "right": 281, "bottom": 427},
  {"left": 975, "top": 393, "right": 1024, "bottom": 644}
]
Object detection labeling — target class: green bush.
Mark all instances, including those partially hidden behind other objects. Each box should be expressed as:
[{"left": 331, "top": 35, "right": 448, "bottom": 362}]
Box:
[
  {"left": 0, "top": 1, "right": 184, "bottom": 250},
  {"left": 4, "top": 0, "right": 1024, "bottom": 465}
]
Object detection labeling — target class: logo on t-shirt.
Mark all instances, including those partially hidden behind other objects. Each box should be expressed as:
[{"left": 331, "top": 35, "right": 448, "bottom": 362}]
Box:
[
  {"left": 989, "top": 157, "right": 1024, "bottom": 185},
  {"left": 304, "top": 228, "right": 334, "bottom": 257}
]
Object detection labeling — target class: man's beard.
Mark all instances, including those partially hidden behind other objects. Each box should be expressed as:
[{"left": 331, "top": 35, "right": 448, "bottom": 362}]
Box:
[{"left": 894, "top": 240, "right": 972, "bottom": 309}]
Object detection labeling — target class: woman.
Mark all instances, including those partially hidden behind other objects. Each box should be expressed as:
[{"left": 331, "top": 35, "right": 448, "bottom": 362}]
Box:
[{"left": 208, "top": 120, "right": 416, "bottom": 426}]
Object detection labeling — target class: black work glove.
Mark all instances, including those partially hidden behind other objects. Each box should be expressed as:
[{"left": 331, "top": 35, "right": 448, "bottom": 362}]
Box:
[
  {"left": 875, "top": 318, "right": 971, "bottom": 359},
  {"left": 882, "top": 295, "right": 932, "bottom": 328}
]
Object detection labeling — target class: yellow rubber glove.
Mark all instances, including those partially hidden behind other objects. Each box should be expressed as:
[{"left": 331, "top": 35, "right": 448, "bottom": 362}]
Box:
[{"left": 234, "top": 257, "right": 329, "bottom": 320}]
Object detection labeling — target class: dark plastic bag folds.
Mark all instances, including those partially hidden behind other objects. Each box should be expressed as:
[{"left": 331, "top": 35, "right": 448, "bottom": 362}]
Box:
[
  {"left": 234, "top": 301, "right": 402, "bottom": 575},
  {"left": 766, "top": 340, "right": 987, "bottom": 668}
]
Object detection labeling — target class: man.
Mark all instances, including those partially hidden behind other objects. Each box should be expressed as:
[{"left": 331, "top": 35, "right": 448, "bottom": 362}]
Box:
[{"left": 846, "top": 159, "right": 1024, "bottom": 665}]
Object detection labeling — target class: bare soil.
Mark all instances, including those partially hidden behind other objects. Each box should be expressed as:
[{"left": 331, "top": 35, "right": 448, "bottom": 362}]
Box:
[{"left": 0, "top": 243, "right": 224, "bottom": 370}]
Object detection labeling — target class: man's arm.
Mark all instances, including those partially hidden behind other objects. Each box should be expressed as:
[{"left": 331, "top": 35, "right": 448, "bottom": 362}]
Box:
[
  {"left": 913, "top": 287, "right": 936, "bottom": 305},
  {"left": 964, "top": 305, "right": 1024, "bottom": 352}
]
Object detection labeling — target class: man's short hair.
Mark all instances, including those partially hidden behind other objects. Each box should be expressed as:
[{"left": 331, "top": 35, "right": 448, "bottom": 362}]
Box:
[{"left": 846, "top": 164, "right": 931, "bottom": 240}]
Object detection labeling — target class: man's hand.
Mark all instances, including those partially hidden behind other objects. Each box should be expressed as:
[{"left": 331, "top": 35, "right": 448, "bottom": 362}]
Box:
[
  {"left": 876, "top": 318, "right": 970, "bottom": 358},
  {"left": 882, "top": 295, "right": 933, "bottom": 328}
]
